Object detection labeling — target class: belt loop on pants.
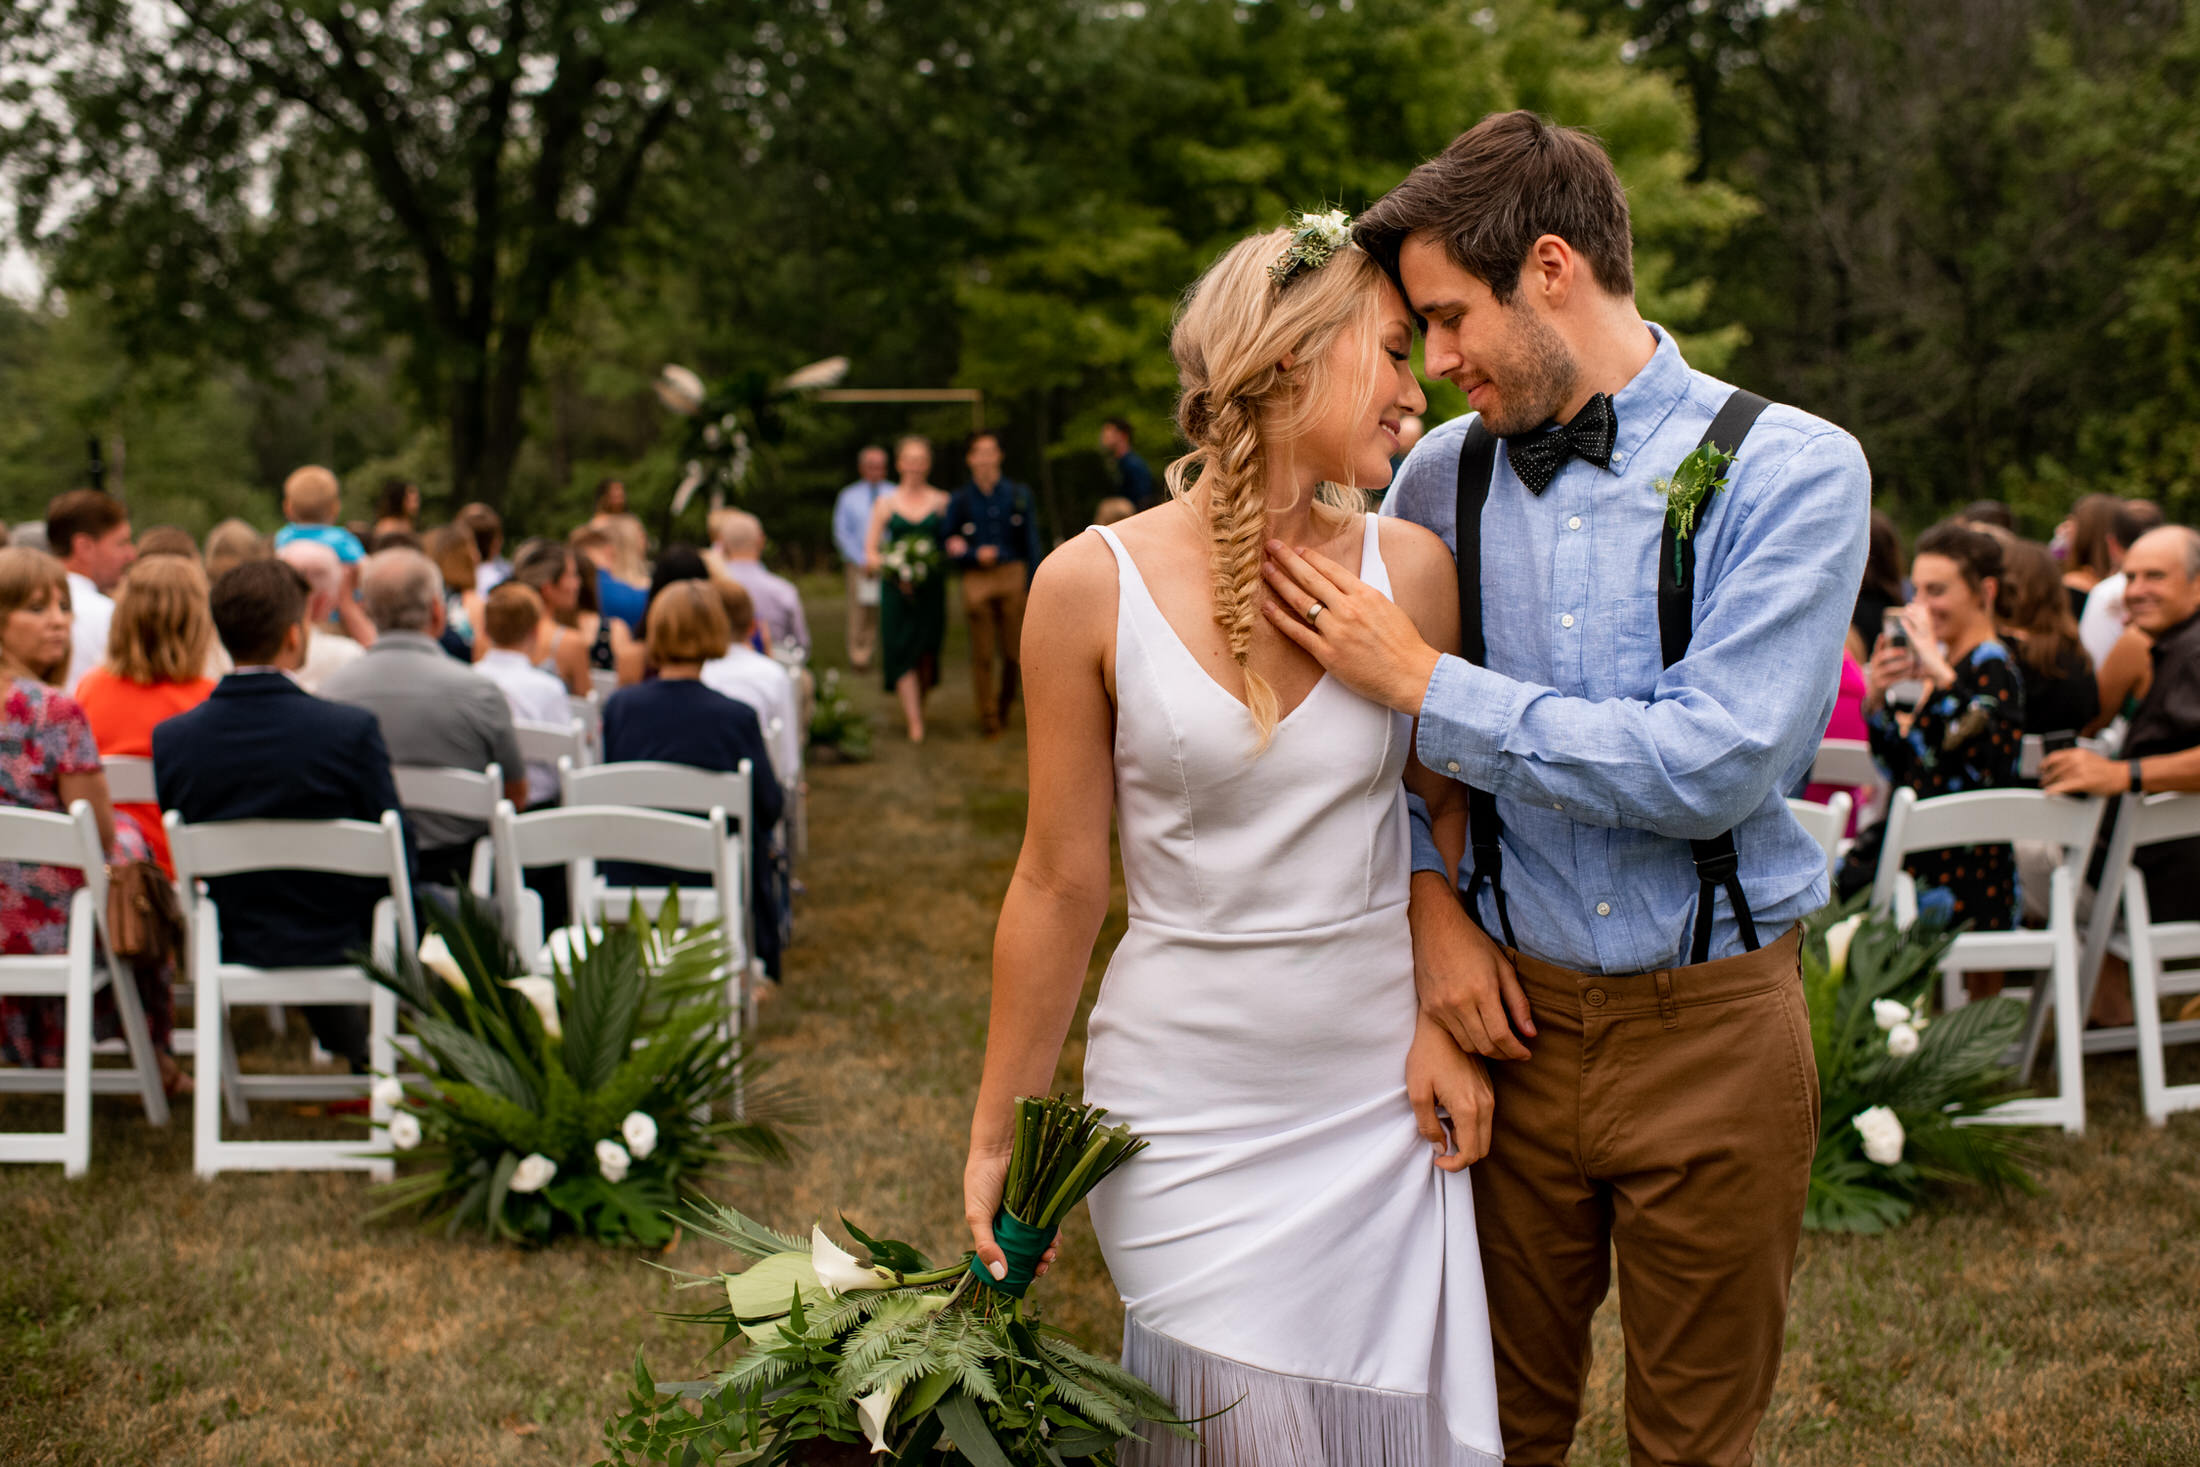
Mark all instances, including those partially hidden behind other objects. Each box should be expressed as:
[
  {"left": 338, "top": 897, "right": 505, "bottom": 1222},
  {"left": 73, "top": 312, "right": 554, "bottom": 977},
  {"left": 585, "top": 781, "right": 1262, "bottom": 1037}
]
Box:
[{"left": 1654, "top": 968, "right": 1679, "bottom": 1030}]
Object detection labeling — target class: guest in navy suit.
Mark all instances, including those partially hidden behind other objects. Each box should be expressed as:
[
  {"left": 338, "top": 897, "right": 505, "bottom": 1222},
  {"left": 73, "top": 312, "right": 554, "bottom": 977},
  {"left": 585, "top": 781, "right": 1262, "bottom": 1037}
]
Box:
[
  {"left": 602, "top": 580, "right": 785, "bottom": 981},
  {"left": 154, "top": 559, "right": 403, "bottom": 1070}
]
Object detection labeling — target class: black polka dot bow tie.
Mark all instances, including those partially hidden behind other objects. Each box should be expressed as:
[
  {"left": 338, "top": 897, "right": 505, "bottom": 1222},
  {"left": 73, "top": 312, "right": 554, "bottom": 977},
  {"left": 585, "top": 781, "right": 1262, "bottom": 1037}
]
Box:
[{"left": 1502, "top": 392, "right": 1619, "bottom": 495}]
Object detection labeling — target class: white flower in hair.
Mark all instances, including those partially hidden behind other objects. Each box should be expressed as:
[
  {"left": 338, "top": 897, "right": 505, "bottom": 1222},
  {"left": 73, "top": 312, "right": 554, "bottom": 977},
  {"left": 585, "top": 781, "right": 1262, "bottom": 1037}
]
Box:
[{"left": 1270, "top": 207, "right": 1356, "bottom": 286}]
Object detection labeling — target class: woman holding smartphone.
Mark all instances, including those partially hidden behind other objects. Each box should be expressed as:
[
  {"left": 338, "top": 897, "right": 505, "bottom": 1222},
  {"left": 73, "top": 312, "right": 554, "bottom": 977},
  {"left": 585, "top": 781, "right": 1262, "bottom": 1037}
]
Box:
[{"left": 1835, "top": 520, "right": 2026, "bottom": 929}]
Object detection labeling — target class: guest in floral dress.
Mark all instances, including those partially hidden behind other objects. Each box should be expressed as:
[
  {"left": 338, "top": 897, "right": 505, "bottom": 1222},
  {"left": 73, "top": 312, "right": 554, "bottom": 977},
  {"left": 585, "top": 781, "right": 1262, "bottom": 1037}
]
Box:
[
  {"left": 1837, "top": 522, "right": 2025, "bottom": 930},
  {"left": 0, "top": 547, "right": 172, "bottom": 1086}
]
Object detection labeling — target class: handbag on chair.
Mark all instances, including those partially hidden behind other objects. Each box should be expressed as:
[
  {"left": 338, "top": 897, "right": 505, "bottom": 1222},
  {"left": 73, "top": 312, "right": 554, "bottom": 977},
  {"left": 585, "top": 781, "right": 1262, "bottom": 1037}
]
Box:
[{"left": 106, "top": 861, "right": 184, "bottom": 968}]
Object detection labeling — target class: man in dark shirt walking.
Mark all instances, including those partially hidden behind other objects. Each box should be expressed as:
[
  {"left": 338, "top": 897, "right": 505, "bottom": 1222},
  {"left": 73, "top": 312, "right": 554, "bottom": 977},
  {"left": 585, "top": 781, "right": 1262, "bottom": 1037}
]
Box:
[
  {"left": 1100, "top": 417, "right": 1157, "bottom": 510},
  {"left": 945, "top": 431, "right": 1042, "bottom": 737}
]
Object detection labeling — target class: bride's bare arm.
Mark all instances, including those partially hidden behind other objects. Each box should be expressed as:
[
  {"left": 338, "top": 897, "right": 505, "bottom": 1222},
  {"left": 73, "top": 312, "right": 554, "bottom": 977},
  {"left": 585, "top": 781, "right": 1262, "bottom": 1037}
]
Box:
[{"left": 965, "top": 537, "right": 1118, "bottom": 1278}]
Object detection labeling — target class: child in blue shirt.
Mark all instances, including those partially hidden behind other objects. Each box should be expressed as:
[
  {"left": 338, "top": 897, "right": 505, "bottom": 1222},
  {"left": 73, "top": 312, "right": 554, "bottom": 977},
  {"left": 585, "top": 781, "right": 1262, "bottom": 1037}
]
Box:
[{"left": 273, "top": 465, "right": 367, "bottom": 564}]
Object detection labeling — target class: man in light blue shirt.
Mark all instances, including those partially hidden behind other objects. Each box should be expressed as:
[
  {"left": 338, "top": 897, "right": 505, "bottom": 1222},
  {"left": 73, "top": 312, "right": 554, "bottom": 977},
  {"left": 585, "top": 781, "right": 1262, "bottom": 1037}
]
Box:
[
  {"left": 832, "top": 445, "right": 891, "bottom": 670},
  {"left": 1263, "top": 113, "right": 1868, "bottom": 1466}
]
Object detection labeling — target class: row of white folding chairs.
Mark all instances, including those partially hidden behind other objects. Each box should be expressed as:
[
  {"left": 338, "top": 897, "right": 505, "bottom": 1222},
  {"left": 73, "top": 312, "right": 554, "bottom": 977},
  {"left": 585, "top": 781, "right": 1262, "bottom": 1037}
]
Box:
[{"left": 2077, "top": 792, "right": 2200, "bottom": 1125}]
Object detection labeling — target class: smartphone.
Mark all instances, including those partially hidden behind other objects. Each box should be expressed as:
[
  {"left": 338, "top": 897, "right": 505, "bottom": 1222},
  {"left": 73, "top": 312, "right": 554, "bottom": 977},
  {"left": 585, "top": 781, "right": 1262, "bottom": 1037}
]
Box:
[
  {"left": 2043, "top": 730, "right": 2078, "bottom": 756},
  {"left": 1881, "top": 606, "right": 1909, "bottom": 650}
]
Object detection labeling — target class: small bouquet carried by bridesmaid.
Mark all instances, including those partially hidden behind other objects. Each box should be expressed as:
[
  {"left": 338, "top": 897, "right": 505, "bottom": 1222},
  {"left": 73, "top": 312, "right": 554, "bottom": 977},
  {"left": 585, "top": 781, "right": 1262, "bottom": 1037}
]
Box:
[
  {"left": 600, "top": 1096, "right": 1197, "bottom": 1466},
  {"left": 878, "top": 534, "right": 942, "bottom": 590}
]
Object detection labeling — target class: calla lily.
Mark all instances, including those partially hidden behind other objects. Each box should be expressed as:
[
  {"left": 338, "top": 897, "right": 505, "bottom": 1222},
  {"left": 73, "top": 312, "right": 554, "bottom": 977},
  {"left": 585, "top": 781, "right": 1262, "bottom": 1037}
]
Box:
[
  {"left": 780, "top": 355, "right": 849, "bottom": 392},
  {"left": 621, "top": 1110, "right": 658, "bottom": 1160},
  {"left": 1872, "top": 997, "right": 1911, "bottom": 1031},
  {"left": 507, "top": 977, "right": 562, "bottom": 1040},
  {"left": 595, "top": 1138, "right": 632, "bottom": 1183},
  {"left": 1824, "top": 914, "right": 1865, "bottom": 982},
  {"left": 510, "top": 1152, "right": 558, "bottom": 1193},
  {"left": 1886, "top": 1021, "right": 1921, "bottom": 1058},
  {"left": 419, "top": 933, "right": 466, "bottom": 990},
  {"left": 810, "top": 1224, "right": 895, "bottom": 1296},
  {"left": 855, "top": 1384, "right": 899, "bottom": 1454}
]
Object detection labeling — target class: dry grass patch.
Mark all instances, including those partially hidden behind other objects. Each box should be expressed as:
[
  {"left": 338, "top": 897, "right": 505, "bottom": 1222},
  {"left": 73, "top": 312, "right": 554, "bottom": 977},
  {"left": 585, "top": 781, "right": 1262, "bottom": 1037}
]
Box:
[{"left": 3, "top": 575, "right": 2197, "bottom": 1464}]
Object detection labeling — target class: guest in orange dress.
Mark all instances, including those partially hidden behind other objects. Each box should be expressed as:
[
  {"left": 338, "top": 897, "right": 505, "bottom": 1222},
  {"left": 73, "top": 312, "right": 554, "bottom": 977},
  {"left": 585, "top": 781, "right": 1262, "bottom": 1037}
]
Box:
[{"left": 71, "top": 555, "right": 218, "bottom": 877}]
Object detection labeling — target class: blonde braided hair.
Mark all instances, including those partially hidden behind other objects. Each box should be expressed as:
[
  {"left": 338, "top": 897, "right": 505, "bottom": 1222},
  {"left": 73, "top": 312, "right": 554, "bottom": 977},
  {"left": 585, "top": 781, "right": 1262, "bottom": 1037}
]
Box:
[{"left": 1165, "top": 227, "right": 1387, "bottom": 749}]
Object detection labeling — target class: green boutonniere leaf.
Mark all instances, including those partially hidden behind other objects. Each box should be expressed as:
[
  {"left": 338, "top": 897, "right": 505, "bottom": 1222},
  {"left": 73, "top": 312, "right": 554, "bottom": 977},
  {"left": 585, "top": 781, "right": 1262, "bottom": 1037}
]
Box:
[{"left": 1656, "top": 444, "right": 1738, "bottom": 577}]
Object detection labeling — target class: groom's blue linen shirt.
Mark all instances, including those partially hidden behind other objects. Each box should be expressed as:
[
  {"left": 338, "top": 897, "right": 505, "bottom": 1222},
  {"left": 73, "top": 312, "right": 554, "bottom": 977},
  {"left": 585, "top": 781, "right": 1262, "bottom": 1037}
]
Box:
[{"left": 1384, "top": 326, "right": 1869, "bottom": 974}]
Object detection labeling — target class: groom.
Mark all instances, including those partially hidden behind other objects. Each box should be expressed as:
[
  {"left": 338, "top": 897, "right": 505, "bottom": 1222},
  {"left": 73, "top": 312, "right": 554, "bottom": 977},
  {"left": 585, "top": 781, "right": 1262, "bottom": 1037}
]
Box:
[{"left": 1265, "top": 112, "right": 1867, "bottom": 1465}]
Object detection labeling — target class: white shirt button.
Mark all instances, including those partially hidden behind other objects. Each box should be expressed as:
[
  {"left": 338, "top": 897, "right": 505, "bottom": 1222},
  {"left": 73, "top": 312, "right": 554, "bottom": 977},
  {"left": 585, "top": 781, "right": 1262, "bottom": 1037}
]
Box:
[
  {"left": 1596, "top": 901, "right": 1612, "bottom": 917},
  {"left": 1560, "top": 613, "right": 1576, "bottom": 629},
  {"left": 1567, "top": 515, "right": 1583, "bottom": 531},
  {"left": 1445, "top": 760, "right": 1460, "bottom": 774},
  {"left": 1611, "top": 452, "right": 1627, "bottom": 468}
]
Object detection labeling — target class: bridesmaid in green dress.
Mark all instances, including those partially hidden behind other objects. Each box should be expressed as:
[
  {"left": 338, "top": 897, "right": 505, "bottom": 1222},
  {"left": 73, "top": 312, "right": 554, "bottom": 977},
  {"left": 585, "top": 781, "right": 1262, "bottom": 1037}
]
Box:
[{"left": 865, "top": 434, "right": 952, "bottom": 742}]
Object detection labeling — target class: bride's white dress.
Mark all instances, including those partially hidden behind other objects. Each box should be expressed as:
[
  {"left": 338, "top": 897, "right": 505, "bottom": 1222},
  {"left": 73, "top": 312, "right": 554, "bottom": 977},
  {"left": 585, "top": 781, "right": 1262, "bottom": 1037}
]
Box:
[{"left": 1081, "top": 516, "right": 1503, "bottom": 1466}]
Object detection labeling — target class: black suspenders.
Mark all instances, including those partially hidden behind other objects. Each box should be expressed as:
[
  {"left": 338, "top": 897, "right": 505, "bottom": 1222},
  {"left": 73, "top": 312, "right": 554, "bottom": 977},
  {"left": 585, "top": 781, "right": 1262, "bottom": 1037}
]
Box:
[{"left": 1452, "top": 388, "right": 1771, "bottom": 967}]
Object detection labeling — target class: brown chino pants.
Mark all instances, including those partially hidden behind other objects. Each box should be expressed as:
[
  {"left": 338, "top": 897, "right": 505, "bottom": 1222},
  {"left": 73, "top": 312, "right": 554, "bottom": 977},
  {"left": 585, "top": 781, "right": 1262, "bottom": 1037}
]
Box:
[
  {"left": 962, "top": 561, "right": 1028, "bottom": 733},
  {"left": 1479, "top": 925, "right": 1816, "bottom": 1467}
]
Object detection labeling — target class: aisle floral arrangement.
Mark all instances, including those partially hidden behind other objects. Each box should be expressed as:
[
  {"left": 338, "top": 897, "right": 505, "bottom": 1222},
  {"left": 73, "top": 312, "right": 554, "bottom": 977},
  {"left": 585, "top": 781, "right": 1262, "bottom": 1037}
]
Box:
[
  {"left": 600, "top": 1095, "right": 1195, "bottom": 1465},
  {"left": 808, "top": 667, "right": 874, "bottom": 762},
  {"left": 364, "top": 893, "right": 793, "bottom": 1247},
  {"left": 1802, "top": 896, "right": 2043, "bottom": 1234}
]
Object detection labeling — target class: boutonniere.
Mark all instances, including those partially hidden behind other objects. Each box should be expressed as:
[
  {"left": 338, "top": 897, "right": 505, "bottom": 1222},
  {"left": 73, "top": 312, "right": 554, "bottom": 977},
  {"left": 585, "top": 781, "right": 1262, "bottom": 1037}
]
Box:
[{"left": 1655, "top": 443, "right": 1737, "bottom": 576}]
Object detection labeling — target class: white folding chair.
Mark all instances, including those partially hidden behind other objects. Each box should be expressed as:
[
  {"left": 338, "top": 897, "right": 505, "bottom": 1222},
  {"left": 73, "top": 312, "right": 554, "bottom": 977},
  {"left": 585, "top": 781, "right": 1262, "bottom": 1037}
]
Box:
[
  {"left": 1785, "top": 792, "right": 1852, "bottom": 879},
  {"left": 100, "top": 755, "right": 158, "bottom": 805},
  {"left": 392, "top": 763, "right": 501, "bottom": 898},
  {"left": 589, "top": 668, "right": 620, "bottom": 701},
  {"left": 1868, "top": 786, "right": 2107, "bottom": 1134},
  {"left": 1812, "top": 737, "right": 1884, "bottom": 823},
  {"left": 515, "top": 718, "right": 590, "bottom": 787},
  {"left": 0, "top": 802, "right": 169, "bottom": 1175},
  {"left": 491, "top": 800, "right": 750, "bottom": 1067},
  {"left": 167, "top": 809, "right": 412, "bottom": 1179},
  {"left": 567, "top": 692, "right": 604, "bottom": 757},
  {"left": 2077, "top": 792, "right": 2200, "bottom": 1124},
  {"left": 558, "top": 759, "right": 755, "bottom": 936}
]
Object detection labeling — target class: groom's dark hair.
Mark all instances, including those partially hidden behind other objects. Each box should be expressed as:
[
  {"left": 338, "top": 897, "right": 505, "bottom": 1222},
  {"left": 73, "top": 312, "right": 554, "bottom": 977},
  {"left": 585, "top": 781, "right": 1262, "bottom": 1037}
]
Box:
[{"left": 1355, "top": 111, "right": 1634, "bottom": 305}]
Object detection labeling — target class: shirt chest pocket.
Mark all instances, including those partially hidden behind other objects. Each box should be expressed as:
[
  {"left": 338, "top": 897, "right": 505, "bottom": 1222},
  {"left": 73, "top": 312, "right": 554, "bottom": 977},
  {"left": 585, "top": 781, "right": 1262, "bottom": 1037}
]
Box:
[{"left": 1600, "top": 593, "right": 1671, "bottom": 701}]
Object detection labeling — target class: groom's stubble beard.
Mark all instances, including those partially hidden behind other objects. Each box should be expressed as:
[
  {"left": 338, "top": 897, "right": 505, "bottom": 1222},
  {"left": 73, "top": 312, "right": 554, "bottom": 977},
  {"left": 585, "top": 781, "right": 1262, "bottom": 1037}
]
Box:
[{"left": 1475, "top": 296, "right": 1582, "bottom": 437}]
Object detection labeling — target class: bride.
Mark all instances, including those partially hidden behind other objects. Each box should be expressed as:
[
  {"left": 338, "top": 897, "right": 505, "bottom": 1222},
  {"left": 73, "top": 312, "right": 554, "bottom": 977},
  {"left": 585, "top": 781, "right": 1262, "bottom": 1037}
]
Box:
[{"left": 962, "top": 216, "right": 1504, "bottom": 1466}]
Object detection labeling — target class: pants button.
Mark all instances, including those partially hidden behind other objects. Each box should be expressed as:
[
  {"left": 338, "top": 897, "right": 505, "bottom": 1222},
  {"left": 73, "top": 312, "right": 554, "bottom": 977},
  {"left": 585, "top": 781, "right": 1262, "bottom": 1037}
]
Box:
[{"left": 1585, "top": 988, "right": 1607, "bottom": 1007}]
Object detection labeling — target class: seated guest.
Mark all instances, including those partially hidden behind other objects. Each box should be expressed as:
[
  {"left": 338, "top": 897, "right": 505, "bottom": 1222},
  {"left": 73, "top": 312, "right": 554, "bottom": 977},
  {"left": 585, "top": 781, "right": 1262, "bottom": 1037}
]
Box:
[
  {"left": 276, "top": 539, "right": 367, "bottom": 692},
  {"left": 707, "top": 509, "right": 810, "bottom": 654},
  {"left": 476, "top": 583, "right": 569, "bottom": 809},
  {"left": 1837, "top": 522, "right": 2025, "bottom": 930},
  {"left": 614, "top": 544, "right": 712, "bottom": 685},
  {"left": 459, "top": 503, "right": 510, "bottom": 593},
  {"left": 702, "top": 579, "right": 801, "bottom": 781},
  {"left": 153, "top": 559, "right": 402, "bottom": 1073},
  {"left": 425, "top": 525, "right": 487, "bottom": 662},
  {"left": 371, "top": 478, "right": 419, "bottom": 541},
  {"left": 2042, "top": 526, "right": 2200, "bottom": 1024},
  {"left": 46, "top": 488, "right": 137, "bottom": 695},
  {"left": 603, "top": 581, "right": 785, "bottom": 979},
  {"left": 202, "top": 518, "right": 268, "bottom": 582},
  {"left": 0, "top": 546, "right": 179, "bottom": 1088},
  {"left": 73, "top": 556, "right": 218, "bottom": 876},
  {"left": 320, "top": 550, "right": 525, "bottom": 890},
  {"left": 507, "top": 539, "right": 601, "bottom": 693},
  {"left": 2077, "top": 499, "right": 2165, "bottom": 668},
  {"left": 1995, "top": 535, "right": 2100, "bottom": 737},
  {"left": 571, "top": 523, "right": 650, "bottom": 634},
  {"left": 135, "top": 525, "right": 199, "bottom": 561},
  {"left": 274, "top": 465, "right": 378, "bottom": 647}
]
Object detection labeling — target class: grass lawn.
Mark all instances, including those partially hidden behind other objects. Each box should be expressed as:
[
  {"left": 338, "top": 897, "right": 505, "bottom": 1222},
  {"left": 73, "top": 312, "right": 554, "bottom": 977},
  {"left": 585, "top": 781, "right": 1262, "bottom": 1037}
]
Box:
[{"left": 4, "top": 574, "right": 2198, "bottom": 1466}]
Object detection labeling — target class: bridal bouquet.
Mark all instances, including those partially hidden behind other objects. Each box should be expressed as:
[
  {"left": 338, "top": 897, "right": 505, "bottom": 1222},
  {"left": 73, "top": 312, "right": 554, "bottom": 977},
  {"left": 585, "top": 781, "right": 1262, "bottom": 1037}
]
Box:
[
  {"left": 1802, "top": 897, "right": 2042, "bottom": 1233},
  {"left": 363, "top": 891, "right": 793, "bottom": 1247},
  {"left": 599, "top": 1095, "right": 1195, "bottom": 1465},
  {"left": 878, "top": 536, "right": 942, "bottom": 589}
]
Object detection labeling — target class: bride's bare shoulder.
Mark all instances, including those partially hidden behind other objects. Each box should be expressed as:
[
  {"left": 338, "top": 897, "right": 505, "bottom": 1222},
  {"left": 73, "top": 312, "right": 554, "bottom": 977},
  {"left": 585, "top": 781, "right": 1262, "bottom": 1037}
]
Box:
[
  {"left": 1028, "top": 529, "right": 1117, "bottom": 615},
  {"left": 1376, "top": 515, "right": 1455, "bottom": 579}
]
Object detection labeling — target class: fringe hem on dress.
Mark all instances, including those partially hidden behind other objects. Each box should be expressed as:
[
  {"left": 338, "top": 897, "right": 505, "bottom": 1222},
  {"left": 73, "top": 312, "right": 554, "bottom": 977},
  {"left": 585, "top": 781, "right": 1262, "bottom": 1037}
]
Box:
[{"left": 1119, "top": 1315, "right": 1504, "bottom": 1467}]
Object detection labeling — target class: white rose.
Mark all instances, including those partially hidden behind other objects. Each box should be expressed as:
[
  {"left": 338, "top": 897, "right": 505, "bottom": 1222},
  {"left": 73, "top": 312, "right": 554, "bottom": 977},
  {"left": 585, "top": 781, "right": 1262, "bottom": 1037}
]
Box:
[
  {"left": 621, "top": 1111, "right": 659, "bottom": 1160},
  {"left": 1824, "top": 914, "right": 1866, "bottom": 982},
  {"left": 810, "top": 1224, "right": 895, "bottom": 1296},
  {"left": 509, "top": 1152, "right": 558, "bottom": 1193},
  {"left": 386, "top": 1112, "right": 421, "bottom": 1151},
  {"left": 1872, "top": 997, "right": 1911, "bottom": 1031},
  {"left": 595, "top": 1138, "right": 632, "bottom": 1184},
  {"left": 1886, "top": 1021, "right": 1921, "bottom": 1058},
  {"left": 1852, "top": 1105, "right": 1905, "bottom": 1166},
  {"left": 506, "top": 976, "right": 562, "bottom": 1040},
  {"left": 370, "top": 1076, "right": 406, "bottom": 1109},
  {"left": 855, "top": 1384, "right": 899, "bottom": 1454},
  {"left": 418, "top": 932, "right": 465, "bottom": 990}
]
